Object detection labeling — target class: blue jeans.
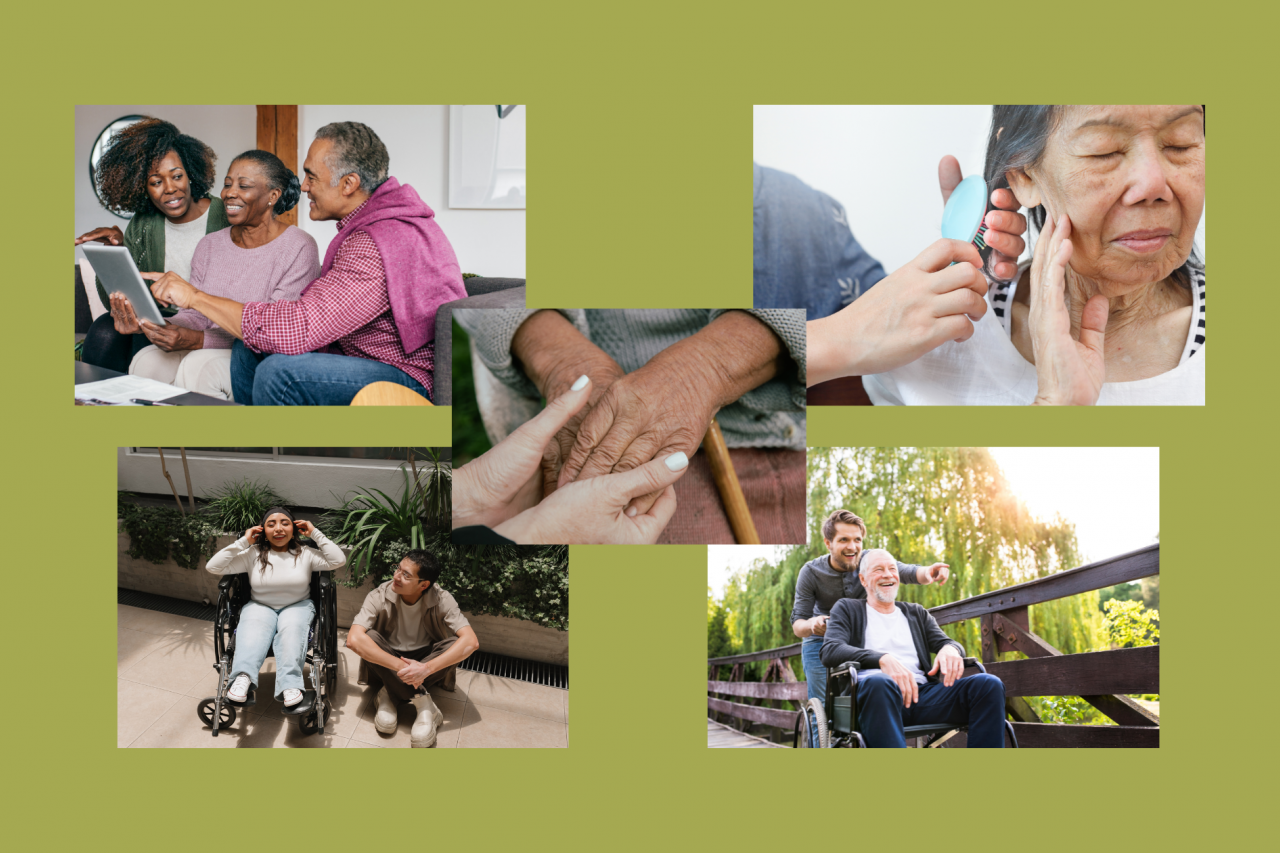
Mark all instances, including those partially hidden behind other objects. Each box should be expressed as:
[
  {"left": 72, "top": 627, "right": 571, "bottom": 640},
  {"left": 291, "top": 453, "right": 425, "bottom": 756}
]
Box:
[
  {"left": 801, "top": 636, "right": 827, "bottom": 746},
  {"left": 230, "top": 598, "right": 315, "bottom": 700},
  {"left": 855, "top": 671, "right": 1006, "bottom": 748},
  {"left": 230, "top": 340, "right": 430, "bottom": 406}
]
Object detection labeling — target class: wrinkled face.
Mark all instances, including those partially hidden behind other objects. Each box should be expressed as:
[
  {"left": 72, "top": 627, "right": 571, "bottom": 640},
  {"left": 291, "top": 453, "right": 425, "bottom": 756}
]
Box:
[
  {"left": 263, "top": 513, "right": 293, "bottom": 548},
  {"left": 222, "top": 159, "right": 278, "bottom": 227},
  {"left": 860, "top": 555, "right": 899, "bottom": 604},
  {"left": 1012, "top": 105, "right": 1205, "bottom": 291},
  {"left": 147, "top": 150, "right": 193, "bottom": 220},
  {"left": 391, "top": 557, "right": 429, "bottom": 596},
  {"left": 301, "top": 138, "right": 344, "bottom": 222},
  {"left": 824, "top": 522, "right": 864, "bottom": 571}
]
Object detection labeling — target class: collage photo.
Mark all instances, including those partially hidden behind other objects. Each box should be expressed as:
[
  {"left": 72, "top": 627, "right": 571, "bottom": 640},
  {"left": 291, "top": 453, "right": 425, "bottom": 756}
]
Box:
[{"left": 95, "top": 104, "right": 1189, "bottom": 750}]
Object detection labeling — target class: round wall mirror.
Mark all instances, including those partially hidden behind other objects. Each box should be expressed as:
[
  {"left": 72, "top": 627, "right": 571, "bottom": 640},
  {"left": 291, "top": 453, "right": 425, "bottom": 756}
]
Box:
[{"left": 90, "top": 115, "right": 148, "bottom": 219}]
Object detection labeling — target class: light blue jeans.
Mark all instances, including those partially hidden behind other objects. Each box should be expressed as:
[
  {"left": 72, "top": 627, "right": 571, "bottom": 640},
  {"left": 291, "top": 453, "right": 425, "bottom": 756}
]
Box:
[
  {"left": 231, "top": 598, "right": 315, "bottom": 700},
  {"left": 801, "top": 635, "right": 828, "bottom": 746}
]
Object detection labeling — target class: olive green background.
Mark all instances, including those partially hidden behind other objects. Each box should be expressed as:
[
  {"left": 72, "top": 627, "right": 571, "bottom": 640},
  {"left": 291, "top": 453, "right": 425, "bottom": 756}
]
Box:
[{"left": 9, "top": 0, "right": 1265, "bottom": 848}]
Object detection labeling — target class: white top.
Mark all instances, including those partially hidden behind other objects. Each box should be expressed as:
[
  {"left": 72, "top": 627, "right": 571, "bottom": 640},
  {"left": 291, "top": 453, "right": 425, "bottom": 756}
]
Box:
[
  {"left": 390, "top": 593, "right": 429, "bottom": 651},
  {"left": 865, "top": 605, "right": 926, "bottom": 685},
  {"left": 205, "top": 528, "right": 346, "bottom": 609},
  {"left": 865, "top": 263, "right": 1206, "bottom": 406},
  {"left": 163, "top": 206, "right": 210, "bottom": 282}
]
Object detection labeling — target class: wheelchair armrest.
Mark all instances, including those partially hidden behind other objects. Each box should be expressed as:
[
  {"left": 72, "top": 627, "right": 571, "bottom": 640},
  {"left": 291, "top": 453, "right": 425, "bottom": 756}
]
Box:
[
  {"left": 218, "top": 576, "right": 236, "bottom": 591},
  {"left": 963, "top": 657, "right": 985, "bottom": 673},
  {"left": 832, "top": 661, "right": 861, "bottom": 676},
  {"left": 318, "top": 574, "right": 331, "bottom": 591}
]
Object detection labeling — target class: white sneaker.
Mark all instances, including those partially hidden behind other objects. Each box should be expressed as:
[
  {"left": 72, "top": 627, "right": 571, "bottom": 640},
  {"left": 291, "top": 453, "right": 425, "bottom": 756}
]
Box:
[
  {"left": 228, "top": 674, "right": 251, "bottom": 702},
  {"left": 410, "top": 694, "right": 444, "bottom": 748},
  {"left": 282, "top": 688, "right": 303, "bottom": 707},
  {"left": 374, "top": 687, "right": 399, "bottom": 734}
]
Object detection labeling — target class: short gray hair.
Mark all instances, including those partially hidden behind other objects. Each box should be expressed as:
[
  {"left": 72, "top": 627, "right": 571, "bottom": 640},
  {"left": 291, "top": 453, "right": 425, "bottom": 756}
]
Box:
[
  {"left": 860, "top": 549, "right": 895, "bottom": 571},
  {"left": 315, "top": 122, "right": 389, "bottom": 195}
]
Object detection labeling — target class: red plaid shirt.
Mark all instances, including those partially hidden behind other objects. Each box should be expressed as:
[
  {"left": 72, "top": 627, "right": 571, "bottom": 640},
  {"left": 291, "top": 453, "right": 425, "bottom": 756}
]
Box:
[{"left": 241, "top": 202, "right": 434, "bottom": 396}]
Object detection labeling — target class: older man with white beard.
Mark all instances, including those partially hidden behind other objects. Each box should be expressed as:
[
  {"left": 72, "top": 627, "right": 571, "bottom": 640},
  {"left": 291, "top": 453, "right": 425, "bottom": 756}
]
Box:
[{"left": 819, "top": 549, "right": 1007, "bottom": 748}]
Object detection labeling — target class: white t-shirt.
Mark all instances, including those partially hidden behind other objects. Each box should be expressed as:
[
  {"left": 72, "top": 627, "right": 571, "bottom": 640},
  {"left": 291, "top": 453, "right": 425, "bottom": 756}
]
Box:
[
  {"left": 866, "top": 262, "right": 1206, "bottom": 406},
  {"left": 163, "top": 206, "right": 210, "bottom": 282},
  {"left": 865, "top": 605, "right": 926, "bottom": 685},
  {"left": 205, "top": 528, "right": 346, "bottom": 609}
]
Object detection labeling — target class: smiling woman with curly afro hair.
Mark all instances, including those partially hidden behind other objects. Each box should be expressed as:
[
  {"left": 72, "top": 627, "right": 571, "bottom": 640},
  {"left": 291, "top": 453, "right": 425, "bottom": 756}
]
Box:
[
  {"left": 94, "top": 118, "right": 218, "bottom": 215},
  {"left": 77, "top": 117, "right": 232, "bottom": 373}
]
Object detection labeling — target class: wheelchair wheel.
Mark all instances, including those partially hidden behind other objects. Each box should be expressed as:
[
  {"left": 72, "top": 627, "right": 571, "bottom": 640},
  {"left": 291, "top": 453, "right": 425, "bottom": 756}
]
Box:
[
  {"left": 795, "top": 698, "right": 829, "bottom": 748},
  {"left": 198, "top": 697, "right": 236, "bottom": 730}
]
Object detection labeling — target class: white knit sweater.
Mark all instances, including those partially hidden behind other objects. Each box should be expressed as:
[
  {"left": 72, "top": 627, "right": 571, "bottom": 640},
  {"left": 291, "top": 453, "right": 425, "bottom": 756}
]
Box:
[{"left": 205, "top": 529, "right": 346, "bottom": 608}]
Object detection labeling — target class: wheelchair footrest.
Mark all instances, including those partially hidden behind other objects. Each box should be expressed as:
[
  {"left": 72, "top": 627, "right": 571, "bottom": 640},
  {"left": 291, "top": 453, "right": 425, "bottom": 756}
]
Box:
[
  {"left": 280, "top": 690, "right": 317, "bottom": 716},
  {"left": 226, "top": 688, "right": 256, "bottom": 708}
]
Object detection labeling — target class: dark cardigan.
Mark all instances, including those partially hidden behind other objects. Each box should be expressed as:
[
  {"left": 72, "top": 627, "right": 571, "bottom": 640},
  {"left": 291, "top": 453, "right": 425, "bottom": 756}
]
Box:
[{"left": 819, "top": 598, "right": 965, "bottom": 685}]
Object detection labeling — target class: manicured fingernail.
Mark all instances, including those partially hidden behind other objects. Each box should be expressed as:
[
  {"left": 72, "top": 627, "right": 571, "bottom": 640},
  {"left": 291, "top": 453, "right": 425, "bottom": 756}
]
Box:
[
  {"left": 626, "top": 506, "right": 638, "bottom": 518},
  {"left": 570, "top": 375, "right": 589, "bottom": 391},
  {"left": 665, "top": 452, "right": 688, "bottom": 471}
]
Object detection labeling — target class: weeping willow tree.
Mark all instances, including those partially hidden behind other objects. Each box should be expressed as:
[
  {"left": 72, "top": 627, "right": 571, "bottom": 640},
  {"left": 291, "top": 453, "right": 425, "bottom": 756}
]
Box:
[{"left": 721, "top": 448, "right": 1102, "bottom": 678}]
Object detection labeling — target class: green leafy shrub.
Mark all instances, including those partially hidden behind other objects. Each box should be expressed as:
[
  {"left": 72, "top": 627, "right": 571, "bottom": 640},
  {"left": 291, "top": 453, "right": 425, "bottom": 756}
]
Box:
[
  {"left": 118, "top": 502, "right": 219, "bottom": 570},
  {"left": 437, "top": 543, "right": 568, "bottom": 631},
  {"left": 1102, "top": 599, "right": 1159, "bottom": 648},
  {"left": 323, "top": 467, "right": 427, "bottom": 588},
  {"left": 203, "top": 478, "right": 291, "bottom": 535}
]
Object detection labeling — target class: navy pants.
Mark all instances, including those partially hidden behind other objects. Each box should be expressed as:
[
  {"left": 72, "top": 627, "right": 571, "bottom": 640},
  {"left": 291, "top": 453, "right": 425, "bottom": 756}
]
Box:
[
  {"left": 231, "top": 340, "right": 430, "bottom": 406},
  {"left": 856, "top": 670, "right": 1006, "bottom": 748}
]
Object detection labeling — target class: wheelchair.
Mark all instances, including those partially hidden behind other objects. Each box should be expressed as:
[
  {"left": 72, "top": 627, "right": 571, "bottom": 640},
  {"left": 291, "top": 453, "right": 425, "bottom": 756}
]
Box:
[
  {"left": 794, "top": 658, "right": 1019, "bottom": 748},
  {"left": 197, "top": 570, "right": 338, "bottom": 737}
]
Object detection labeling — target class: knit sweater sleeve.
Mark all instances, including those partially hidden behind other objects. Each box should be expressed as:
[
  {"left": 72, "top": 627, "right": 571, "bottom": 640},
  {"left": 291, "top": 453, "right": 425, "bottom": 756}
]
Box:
[
  {"left": 303, "top": 528, "right": 346, "bottom": 571},
  {"left": 454, "top": 308, "right": 590, "bottom": 397},
  {"left": 170, "top": 236, "right": 215, "bottom": 336},
  {"left": 205, "top": 535, "right": 257, "bottom": 575},
  {"left": 707, "top": 308, "right": 806, "bottom": 412},
  {"left": 819, "top": 599, "right": 885, "bottom": 670}
]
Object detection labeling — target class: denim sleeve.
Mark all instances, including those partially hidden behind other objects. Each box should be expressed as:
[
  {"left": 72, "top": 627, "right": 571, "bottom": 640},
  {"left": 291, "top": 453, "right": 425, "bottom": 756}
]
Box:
[{"left": 753, "top": 163, "right": 887, "bottom": 321}]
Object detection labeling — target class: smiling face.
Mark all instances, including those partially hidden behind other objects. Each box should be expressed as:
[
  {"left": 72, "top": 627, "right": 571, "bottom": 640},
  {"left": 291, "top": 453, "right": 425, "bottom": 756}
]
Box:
[
  {"left": 390, "top": 556, "right": 430, "bottom": 597},
  {"left": 221, "top": 159, "right": 279, "bottom": 227},
  {"left": 1010, "top": 105, "right": 1205, "bottom": 293},
  {"left": 263, "top": 512, "right": 293, "bottom": 550},
  {"left": 146, "top": 150, "right": 195, "bottom": 221},
  {"left": 300, "top": 138, "right": 346, "bottom": 222},
  {"left": 859, "top": 553, "right": 900, "bottom": 605},
  {"left": 824, "top": 522, "right": 865, "bottom": 572}
]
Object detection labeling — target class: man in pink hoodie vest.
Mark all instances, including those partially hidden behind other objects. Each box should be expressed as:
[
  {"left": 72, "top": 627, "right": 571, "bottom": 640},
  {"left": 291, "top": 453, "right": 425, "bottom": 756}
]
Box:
[{"left": 148, "top": 121, "right": 467, "bottom": 404}]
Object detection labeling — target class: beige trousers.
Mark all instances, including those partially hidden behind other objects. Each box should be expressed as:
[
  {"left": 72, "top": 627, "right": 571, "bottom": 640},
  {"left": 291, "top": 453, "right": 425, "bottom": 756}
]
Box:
[{"left": 129, "top": 346, "right": 234, "bottom": 400}]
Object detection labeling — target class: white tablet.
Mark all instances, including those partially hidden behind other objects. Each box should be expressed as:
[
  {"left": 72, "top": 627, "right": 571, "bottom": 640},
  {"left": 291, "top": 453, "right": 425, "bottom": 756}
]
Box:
[{"left": 80, "top": 244, "right": 168, "bottom": 326}]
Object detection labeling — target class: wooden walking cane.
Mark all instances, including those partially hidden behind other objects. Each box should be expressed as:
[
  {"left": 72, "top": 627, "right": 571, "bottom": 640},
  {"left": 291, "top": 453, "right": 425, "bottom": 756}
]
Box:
[{"left": 702, "top": 418, "right": 760, "bottom": 544}]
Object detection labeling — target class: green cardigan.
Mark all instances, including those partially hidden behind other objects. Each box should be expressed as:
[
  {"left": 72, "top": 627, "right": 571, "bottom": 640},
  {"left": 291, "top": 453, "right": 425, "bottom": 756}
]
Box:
[{"left": 95, "top": 195, "right": 230, "bottom": 312}]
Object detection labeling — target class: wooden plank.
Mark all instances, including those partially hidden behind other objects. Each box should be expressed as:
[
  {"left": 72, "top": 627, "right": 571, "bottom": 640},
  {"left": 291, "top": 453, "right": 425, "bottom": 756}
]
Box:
[
  {"left": 256, "top": 105, "right": 276, "bottom": 153},
  {"left": 707, "top": 719, "right": 788, "bottom": 748},
  {"left": 1010, "top": 722, "right": 1159, "bottom": 748},
  {"left": 992, "top": 614, "right": 1158, "bottom": 727},
  {"left": 709, "top": 643, "right": 803, "bottom": 666},
  {"left": 707, "top": 681, "right": 808, "bottom": 701},
  {"left": 984, "top": 646, "right": 1159, "bottom": 697},
  {"left": 708, "top": 698, "right": 798, "bottom": 730},
  {"left": 275, "top": 105, "right": 298, "bottom": 226},
  {"left": 930, "top": 545, "right": 1158, "bottom": 626},
  {"left": 993, "top": 606, "right": 1029, "bottom": 655}
]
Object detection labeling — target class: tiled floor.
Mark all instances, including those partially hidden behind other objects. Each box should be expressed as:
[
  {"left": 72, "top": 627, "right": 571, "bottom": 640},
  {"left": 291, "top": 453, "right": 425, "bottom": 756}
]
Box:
[{"left": 117, "top": 604, "right": 568, "bottom": 748}]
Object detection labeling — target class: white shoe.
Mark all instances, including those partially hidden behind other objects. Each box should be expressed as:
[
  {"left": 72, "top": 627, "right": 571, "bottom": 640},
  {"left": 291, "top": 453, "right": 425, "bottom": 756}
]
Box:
[
  {"left": 374, "top": 687, "right": 399, "bottom": 734},
  {"left": 228, "top": 674, "right": 251, "bottom": 703},
  {"left": 282, "top": 688, "right": 303, "bottom": 707},
  {"left": 410, "top": 694, "right": 444, "bottom": 748}
]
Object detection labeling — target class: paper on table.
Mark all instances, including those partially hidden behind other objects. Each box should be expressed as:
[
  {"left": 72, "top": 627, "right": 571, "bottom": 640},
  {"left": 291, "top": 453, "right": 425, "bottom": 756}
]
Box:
[{"left": 73, "top": 375, "right": 186, "bottom": 405}]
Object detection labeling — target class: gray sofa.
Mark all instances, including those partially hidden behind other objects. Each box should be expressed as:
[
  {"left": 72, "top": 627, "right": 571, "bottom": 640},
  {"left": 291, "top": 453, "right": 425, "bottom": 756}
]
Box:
[{"left": 433, "top": 277, "right": 525, "bottom": 405}]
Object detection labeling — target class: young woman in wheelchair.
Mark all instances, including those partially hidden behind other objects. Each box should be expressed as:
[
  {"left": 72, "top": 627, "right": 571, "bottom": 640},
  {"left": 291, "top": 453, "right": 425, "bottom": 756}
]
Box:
[{"left": 205, "top": 506, "right": 346, "bottom": 707}]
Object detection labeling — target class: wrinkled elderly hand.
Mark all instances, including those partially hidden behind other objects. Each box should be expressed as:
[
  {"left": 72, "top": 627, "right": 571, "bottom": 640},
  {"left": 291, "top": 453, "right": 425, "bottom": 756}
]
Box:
[
  {"left": 453, "top": 375, "right": 597, "bottom": 531},
  {"left": 938, "top": 155, "right": 1028, "bottom": 281},
  {"left": 108, "top": 292, "right": 142, "bottom": 335},
  {"left": 494, "top": 451, "right": 689, "bottom": 545},
  {"left": 141, "top": 270, "right": 200, "bottom": 310},
  {"left": 927, "top": 645, "right": 965, "bottom": 688},
  {"left": 139, "top": 320, "right": 203, "bottom": 353},
  {"left": 1029, "top": 214, "right": 1108, "bottom": 406},
  {"left": 559, "top": 311, "right": 784, "bottom": 513}
]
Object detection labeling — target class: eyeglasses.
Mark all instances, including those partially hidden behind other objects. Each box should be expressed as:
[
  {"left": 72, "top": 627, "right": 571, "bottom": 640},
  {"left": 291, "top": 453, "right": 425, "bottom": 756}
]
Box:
[{"left": 393, "top": 568, "right": 421, "bottom": 582}]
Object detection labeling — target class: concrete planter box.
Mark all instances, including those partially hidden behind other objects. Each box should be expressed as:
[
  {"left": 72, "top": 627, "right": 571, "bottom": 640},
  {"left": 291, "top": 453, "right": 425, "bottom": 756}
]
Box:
[{"left": 118, "top": 527, "right": 568, "bottom": 665}]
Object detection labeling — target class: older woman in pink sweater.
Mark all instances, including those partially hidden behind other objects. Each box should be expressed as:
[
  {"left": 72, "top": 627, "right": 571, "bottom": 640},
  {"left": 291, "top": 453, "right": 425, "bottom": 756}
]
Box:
[{"left": 127, "top": 150, "right": 319, "bottom": 399}]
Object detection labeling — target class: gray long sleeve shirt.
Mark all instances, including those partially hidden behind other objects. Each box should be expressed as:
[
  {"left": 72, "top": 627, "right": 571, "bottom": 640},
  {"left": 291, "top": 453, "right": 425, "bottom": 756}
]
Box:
[
  {"left": 454, "top": 308, "right": 807, "bottom": 450},
  {"left": 790, "top": 553, "right": 923, "bottom": 625}
]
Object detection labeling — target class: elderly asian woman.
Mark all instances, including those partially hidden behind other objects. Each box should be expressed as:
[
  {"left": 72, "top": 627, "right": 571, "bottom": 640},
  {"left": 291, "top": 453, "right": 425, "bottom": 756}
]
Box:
[{"left": 864, "top": 105, "right": 1205, "bottom": 406}]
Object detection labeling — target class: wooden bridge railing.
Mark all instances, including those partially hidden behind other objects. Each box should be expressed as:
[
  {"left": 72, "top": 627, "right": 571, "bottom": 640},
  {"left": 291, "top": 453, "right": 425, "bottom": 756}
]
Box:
[{"left": 708, "top": 544, "right": 1160, "bottom": 747}]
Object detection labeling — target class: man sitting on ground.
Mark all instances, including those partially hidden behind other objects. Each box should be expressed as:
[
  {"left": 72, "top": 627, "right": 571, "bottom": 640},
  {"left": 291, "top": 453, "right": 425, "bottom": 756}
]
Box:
[
  {"left": 346, "top": 550, "right": 479, "bottom": 747},
  {"left": 147, "top": 121, "right": 467, "bottom": 404},
  {"left": 820, "top": 548, "right": 1007, "bottom": 748}
]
